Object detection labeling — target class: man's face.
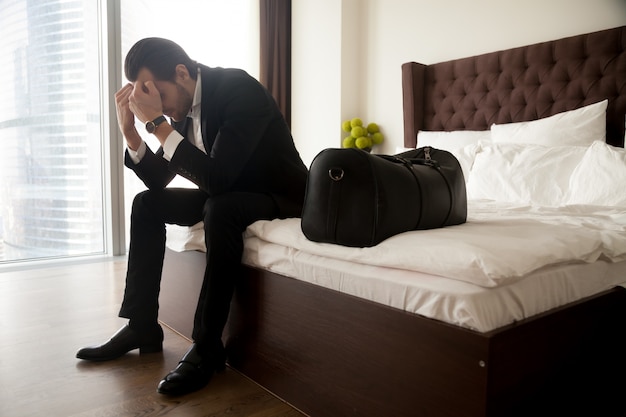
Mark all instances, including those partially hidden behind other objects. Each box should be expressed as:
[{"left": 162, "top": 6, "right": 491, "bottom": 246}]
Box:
[{"left": 134, "top": 67, "right": 193, "bottom": 122}]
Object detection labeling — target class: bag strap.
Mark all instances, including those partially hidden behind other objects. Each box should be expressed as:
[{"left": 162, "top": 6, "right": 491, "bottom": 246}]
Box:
[
  {"left": 326, "top": 167, "right": 344, "bottom": 241},
  {"left": 431, "top": 163, "right": 455, "bottom": 227},
  {"left": 379, "top": 153, "right": 455, "bottom": 228},
  {"left": 421, "top": 147, "right": 456, "bottom": 226}
]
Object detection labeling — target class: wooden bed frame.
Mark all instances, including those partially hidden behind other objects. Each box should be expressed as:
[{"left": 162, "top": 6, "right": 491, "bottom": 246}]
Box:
[{"left": 160, "top": 27, "right": 626, "bottom": 416}]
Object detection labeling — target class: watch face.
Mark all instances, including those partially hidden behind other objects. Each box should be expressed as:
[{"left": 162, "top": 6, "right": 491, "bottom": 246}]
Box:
[{"left": 146, "top": 116, "right": 165, "bottom": 134}]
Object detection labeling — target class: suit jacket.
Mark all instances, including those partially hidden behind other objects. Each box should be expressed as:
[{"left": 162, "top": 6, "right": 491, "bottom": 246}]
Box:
[{"left": 125, "top": 64, "right": 308, "bottom": 218}]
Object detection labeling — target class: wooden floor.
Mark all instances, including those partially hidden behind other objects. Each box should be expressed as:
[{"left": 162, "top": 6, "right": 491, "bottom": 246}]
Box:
[{"left": 0, "top": 257, "right": 305, "bottom": 417}]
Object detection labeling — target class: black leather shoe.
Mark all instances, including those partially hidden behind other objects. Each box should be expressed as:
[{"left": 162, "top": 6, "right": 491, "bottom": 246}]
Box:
[
  {"left": 157, "top": 343, "right": 225, "bottom": 396},
  {"left": 76, "top": 324, "right": 163, "bottom": 361}
]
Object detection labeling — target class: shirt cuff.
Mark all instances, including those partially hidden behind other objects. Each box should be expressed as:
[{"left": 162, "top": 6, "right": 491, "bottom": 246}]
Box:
[
  {"left": 127, "top": 140, "right": 147, "bottom": 164},
  {"left": 162, "top": 130, "right": 184, "bottom": 161}
]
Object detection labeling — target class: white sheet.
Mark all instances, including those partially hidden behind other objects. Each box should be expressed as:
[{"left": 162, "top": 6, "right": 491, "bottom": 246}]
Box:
[{"left": 243, "top": 201, "right": 626, "bottom": 288}]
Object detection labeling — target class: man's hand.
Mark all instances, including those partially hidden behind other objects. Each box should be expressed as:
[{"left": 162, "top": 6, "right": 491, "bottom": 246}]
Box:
[
  {"left": 115, "top": 84, "right": 136, "bottom": 133},
  {"left": 115, "top": 83, "right": 142, "bottom": 151},
  {"left": 129, "top": 81, "right": 163, "bottom": 124}
]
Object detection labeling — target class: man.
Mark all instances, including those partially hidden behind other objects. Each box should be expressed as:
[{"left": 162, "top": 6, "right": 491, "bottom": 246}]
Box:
[{"left": 76, "top": 38, "right": 308, "bottom": 396}]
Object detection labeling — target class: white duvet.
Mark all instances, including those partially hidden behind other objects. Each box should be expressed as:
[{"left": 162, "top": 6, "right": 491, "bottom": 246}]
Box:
[{"left": 244, "top": 201, "right": 626, "bottom": 289}]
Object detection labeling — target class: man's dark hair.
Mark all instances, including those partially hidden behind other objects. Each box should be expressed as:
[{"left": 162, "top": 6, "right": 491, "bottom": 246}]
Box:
[{"left": 124, "top": 37, "right": 198, "bottom": 82}]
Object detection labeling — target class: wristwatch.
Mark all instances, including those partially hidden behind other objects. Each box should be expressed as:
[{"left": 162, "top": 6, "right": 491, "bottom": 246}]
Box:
[{"left": 145, "top": 115, "right": 167, "bottom": 134}]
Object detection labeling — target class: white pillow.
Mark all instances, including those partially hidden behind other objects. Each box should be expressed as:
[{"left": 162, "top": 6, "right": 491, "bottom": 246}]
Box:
[
  {"left": 467, "top": 142, "right": 588, "bottom": 206},
  {"left": 566, "top": 141, "right": 626, "bottom": 207},
  {"left": 417, "top": 130, "right": 491, "bottom": 150},
  {"left": 491, "top": 100, "right": 607, "bottom": 146},
  {"left": 417, "top": 130, "right": 491, "bottom": 181}
]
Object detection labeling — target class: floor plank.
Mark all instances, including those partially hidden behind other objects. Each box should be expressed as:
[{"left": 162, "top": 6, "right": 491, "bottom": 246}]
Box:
[{"left": 0, "top": 257, "right": 305, "bottom": 417}]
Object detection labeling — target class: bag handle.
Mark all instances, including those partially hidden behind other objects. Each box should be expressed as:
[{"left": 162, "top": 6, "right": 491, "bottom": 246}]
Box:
[{"left": 376, "top": 154, "right": 440, "bottom": 169}]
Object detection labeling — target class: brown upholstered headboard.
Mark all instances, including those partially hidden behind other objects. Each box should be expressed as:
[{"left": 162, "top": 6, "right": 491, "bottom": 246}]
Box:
[{"left": 402, "top": 26, "right": 626, "bottom": 148}]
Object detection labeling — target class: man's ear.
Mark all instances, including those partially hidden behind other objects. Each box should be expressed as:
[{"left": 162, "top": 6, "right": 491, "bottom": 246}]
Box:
[{"left": 175, "top": 64, "right": 190, "bottom": 81}]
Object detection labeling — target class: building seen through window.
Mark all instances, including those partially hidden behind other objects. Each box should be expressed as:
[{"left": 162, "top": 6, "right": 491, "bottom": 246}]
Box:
[{"left": 0, "top": 0, "right": 104, "bottom": 262}]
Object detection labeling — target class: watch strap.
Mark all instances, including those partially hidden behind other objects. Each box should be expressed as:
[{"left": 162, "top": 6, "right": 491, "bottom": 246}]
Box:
[{"left": 146, "top": 115, "right": 167, "bottom": 133}]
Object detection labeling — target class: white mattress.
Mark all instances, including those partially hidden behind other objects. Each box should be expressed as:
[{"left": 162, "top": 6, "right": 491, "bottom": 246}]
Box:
[
  {"left": 242, "top": 236, "right": 626, "bottom": 332},
  {"left": 167, "top": 201, "right": 626, "bottom": 333}
]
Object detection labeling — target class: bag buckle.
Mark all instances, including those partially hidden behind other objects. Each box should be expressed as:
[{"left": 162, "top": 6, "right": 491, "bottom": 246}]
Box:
[{"left": 328, "top": 167, "right": 344, "bottom": 181}]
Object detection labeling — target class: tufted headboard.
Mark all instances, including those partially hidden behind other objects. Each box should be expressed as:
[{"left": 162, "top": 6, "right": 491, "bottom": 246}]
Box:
[{"left": 402, "top": 26, "right": 626, "bottom": 148}]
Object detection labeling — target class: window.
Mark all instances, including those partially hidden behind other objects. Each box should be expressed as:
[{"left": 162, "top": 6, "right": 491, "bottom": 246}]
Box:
[
  {"left": 0, "top": 0, "right": 105, "bottom": 263},
  {"left": 0, "top": 0, "right": 259, "bottom": 264}
]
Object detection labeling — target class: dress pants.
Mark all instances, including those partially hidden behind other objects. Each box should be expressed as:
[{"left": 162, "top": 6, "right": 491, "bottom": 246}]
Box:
[{"left": 118, "top": 188, "right": 279, "bottom": 357}]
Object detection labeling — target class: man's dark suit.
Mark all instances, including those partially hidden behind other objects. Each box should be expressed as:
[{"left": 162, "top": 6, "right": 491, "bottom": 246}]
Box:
[{"left": 119, "top": 64, "right": 308, "bottom": 358}]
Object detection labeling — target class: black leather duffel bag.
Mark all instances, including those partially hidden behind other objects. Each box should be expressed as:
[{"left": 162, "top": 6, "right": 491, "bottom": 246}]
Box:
[{"left": 300, "top": 146, "right": 467, "bottom": 247}]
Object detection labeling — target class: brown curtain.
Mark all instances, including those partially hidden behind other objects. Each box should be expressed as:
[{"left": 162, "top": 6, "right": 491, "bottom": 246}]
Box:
[{"left": 259, "top": 0, "right": 291, "bottom": 126}]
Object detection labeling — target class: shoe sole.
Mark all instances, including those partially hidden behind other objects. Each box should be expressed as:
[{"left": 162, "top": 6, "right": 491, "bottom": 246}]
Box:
[{"left": 76, "top": 343, "right": 163, "bottom": 361}]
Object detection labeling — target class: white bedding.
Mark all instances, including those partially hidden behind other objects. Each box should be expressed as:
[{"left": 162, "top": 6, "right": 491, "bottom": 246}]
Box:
[
  {"left": 242, "top": 235, "right": 625, "bottom": 332},
  {"left": 239, "top": 201, "right": 626, "bottom": 332},
  {"left": 243, "top": 201, "right": 626, "bottom": 288}
]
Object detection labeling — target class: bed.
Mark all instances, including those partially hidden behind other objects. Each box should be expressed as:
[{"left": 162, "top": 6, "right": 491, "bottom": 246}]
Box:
[{"left": 159, "top": 26, "right": 626, "bottom": 417}]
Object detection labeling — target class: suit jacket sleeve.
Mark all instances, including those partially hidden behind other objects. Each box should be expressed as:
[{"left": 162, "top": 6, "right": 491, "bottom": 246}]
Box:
[{"left": 124, "top": 144, "right": 176, "bottom": 190}]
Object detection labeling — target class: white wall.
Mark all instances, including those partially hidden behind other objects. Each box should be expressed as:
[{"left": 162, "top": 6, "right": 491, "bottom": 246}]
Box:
[
  {"left": 291, "top": 0, "right": 342, "bottom": 167},
  {"left": 292, "top": 0, "right": 626, "bottom": 165}
]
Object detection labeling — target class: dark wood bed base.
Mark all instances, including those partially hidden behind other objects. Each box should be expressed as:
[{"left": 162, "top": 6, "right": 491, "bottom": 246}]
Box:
[
  {"left": 161, "top": 248, "right": 626, "bottom": 417},
  {"left": 160, "top": 26, "right": 626, "bottom": 417},
  {"left": 228, "top": 266, "right": 626, "bottom": 417}
]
